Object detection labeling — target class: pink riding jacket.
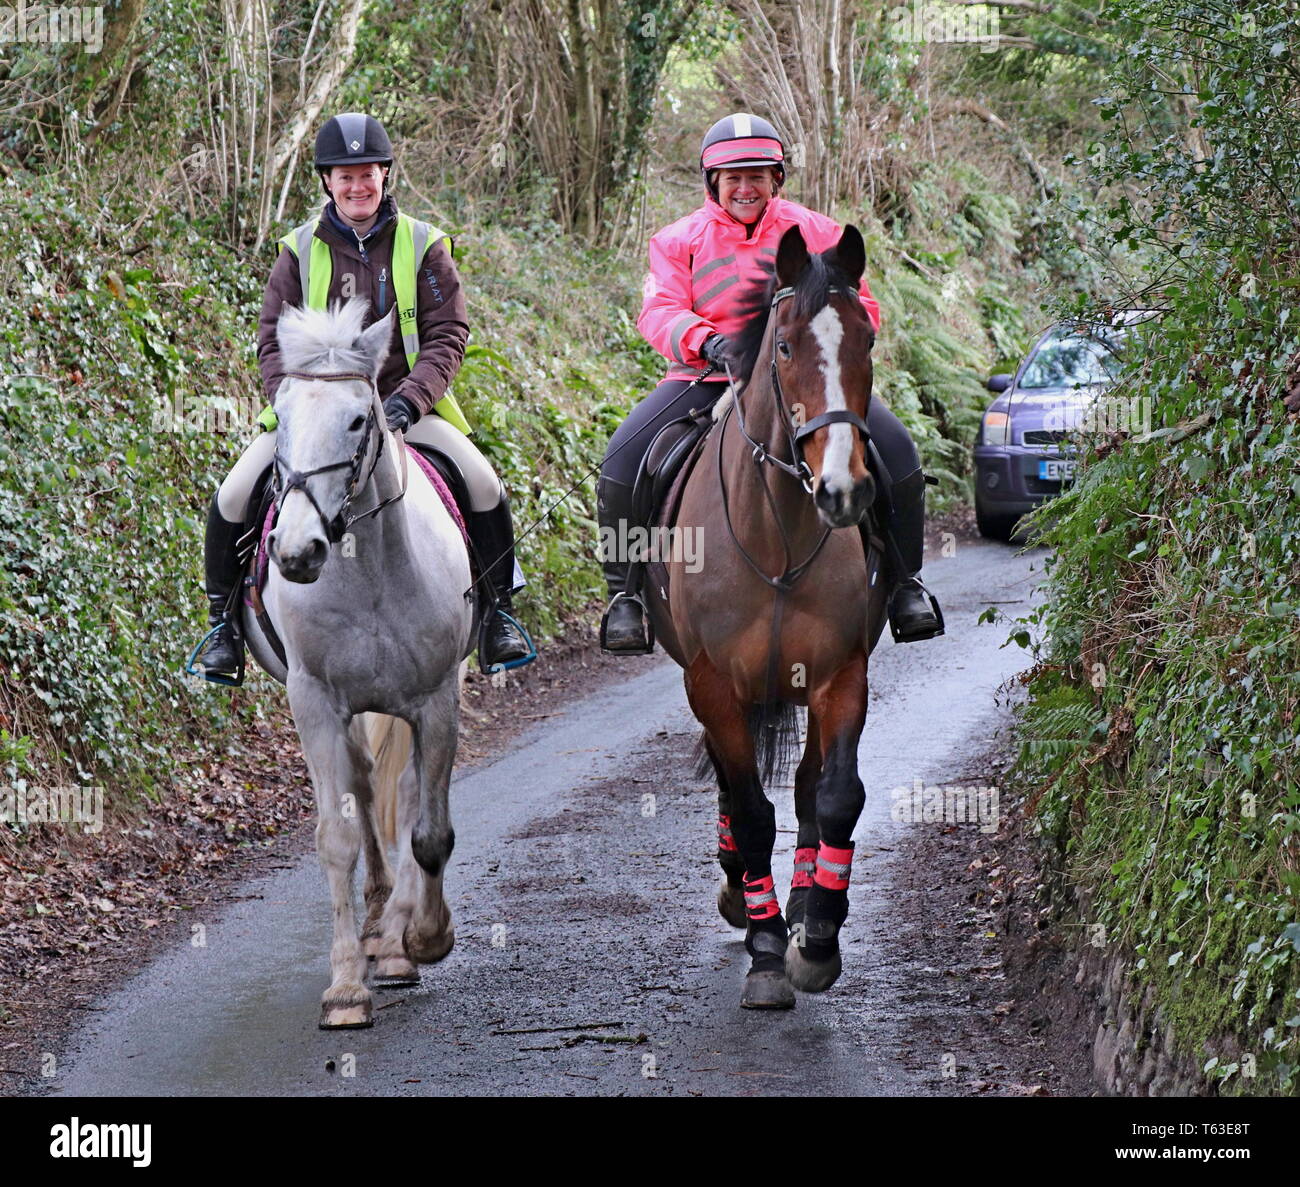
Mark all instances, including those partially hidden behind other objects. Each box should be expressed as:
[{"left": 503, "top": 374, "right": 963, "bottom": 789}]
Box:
[{"left": 638, "top": 194, "right": 882, "bottom": 381}]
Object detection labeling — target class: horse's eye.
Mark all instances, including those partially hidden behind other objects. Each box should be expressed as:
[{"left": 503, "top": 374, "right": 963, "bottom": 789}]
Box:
[
  {"left": 777, "top": 340, "right": 792, "bottom": 360},
  {"left": 349, "top": 416, "right": 364, "bottom": 432}
]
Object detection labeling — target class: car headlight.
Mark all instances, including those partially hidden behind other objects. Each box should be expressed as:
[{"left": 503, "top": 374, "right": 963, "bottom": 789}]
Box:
[{"left": 982, "top": 411, "right": 1010, "bottom": 446}]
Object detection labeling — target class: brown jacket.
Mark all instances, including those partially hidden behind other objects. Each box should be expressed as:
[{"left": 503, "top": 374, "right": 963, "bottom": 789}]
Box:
[{"left": 257, "top": 196, "right": 469, "bottom": 418}]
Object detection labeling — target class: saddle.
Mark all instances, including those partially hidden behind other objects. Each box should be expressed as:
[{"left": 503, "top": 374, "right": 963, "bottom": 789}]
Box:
[
  {"left": 624, "top": 404, "right": 716, "bottom": 612},
  {"left": 633, "top": 404, "right": 899, "bottom": 609},
  {"left": 237, "top": 444, "right": 475, "bottom": 668}
]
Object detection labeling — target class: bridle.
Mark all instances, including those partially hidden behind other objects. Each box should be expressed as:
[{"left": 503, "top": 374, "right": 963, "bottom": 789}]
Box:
[
  {"left": 719, "top": 284, "right": 874, "bottom": 594},
  {"left": 271, "top": 370, "right": 407, "bottom": 544}
]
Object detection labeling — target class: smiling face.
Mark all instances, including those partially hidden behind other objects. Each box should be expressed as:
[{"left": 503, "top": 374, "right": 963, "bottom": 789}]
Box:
[
  {"left": 715, "top": 166, "right": 779, "bottom": 224},
  {"left": 326, "top": 163, "right": 388, "bottom": 229}
]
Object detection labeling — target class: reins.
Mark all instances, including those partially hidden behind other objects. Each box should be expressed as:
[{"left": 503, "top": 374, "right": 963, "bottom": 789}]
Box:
[
  {"left": 716, "top": 282, "right": 875, "bottom": 712},
  {"left": 716, "top": 284, "right": 872, "bottom": 595}
]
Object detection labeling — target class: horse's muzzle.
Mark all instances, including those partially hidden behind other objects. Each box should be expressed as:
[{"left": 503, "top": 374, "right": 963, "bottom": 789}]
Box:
[
  {"left": 269, "top": 533, "right": 328, "bottom": 583},
  {"left": 814, "top": 471, "right": 875, "bottom": 529}
]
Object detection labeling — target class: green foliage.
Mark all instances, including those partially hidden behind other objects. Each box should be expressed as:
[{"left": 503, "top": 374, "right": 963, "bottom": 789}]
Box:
[
  {"left": 855, "top": 163, "right": 1036, "bottom": 509},
  {"left": 0, "top": 169, "right": 262, "bottom": 794},
  {"left": 0, "top": 170, "right": 656, "bottom": 796},
  {"left": 1010, "top": 0, "right": 1300, "bottom": 1094}
]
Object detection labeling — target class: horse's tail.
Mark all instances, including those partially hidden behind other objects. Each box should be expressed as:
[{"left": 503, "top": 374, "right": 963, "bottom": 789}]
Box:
[
  {"left": 365, "top": 713, "right": 412, "bottom": 848},
  {"left": 691, "top": 701, "right": 801, "bottom": 786}
]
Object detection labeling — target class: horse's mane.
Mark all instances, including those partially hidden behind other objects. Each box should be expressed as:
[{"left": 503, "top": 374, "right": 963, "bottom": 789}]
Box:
[
  {"left": 277, "top": 297, "right": 377, "bottom": 376},
  {"left": 728, "top": 251, "right": 861, "bottom": 387}
]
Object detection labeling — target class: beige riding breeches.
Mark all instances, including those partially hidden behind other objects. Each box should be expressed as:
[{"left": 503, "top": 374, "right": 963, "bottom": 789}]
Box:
[{"left": 217, "top": 414, "right": 504, "bottom": 523}]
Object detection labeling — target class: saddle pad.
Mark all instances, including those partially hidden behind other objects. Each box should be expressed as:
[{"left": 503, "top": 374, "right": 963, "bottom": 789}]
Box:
[
  {"left": 404, "top": 443, "right": 469, "bottom": 544},
  {"left": 243, "top": 444, "right": 469, "bottom": 607}
]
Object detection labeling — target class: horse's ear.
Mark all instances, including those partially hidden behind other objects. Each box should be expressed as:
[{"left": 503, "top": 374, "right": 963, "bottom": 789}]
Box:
[
  {"left": 833, "top": 224, "right": 866, "bottom": 286},
  {"left": 355, "top": 308, "right": 394, "bottom": 379},
  {"left": 776, "top": 224, "right": 810, "bottom": 288}
]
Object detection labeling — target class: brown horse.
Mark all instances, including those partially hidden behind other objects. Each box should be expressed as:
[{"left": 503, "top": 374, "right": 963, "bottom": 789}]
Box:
[{"left": 644, "top": 223, "right": 887, "bottom": 1009}]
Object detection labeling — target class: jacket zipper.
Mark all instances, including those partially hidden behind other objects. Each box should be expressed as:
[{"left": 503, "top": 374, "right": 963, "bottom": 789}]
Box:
[{"left": 378, "top": 265, "right": 387, "bottom": 314}]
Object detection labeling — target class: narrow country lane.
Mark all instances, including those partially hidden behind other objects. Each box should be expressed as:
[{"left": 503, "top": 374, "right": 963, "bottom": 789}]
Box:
[{"left": 46, "top": 537, "right": 1053, "bottom": 1096}]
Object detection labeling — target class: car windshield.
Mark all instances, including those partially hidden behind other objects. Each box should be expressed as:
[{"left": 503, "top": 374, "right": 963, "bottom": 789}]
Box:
[{"left": 1019, "top": 329, "right": 1125, "bottom": 390}]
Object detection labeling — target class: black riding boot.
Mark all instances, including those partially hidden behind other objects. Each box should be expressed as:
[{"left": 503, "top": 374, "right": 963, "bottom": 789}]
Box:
[
  {"left": 467, "top": 492, "right": 534, "bottom": 672},
  {"left": 597, "top": 476, "right": 653, "bottom": 654},
  {"left": 193, "top": 492, "right": 246, "bottom": 683},
  {"left": 884, "top": 468, "right": 944, "bottom": 643}
]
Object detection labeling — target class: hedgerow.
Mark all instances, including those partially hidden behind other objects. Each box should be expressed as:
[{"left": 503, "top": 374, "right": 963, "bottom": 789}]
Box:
[{"left": 1010, "top": 0, "right": 1300, "bottom": 1094}]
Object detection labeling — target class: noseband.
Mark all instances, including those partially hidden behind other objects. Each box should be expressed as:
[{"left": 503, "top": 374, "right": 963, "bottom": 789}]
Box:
[{"left": 272, "top": 370, "right": 405, "bottom": 544}]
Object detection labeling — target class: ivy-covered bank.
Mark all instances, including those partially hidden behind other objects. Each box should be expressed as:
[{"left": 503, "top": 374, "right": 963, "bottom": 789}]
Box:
[{"left": 1012, "top": 0, "right": 1300, "bottom": 1095}]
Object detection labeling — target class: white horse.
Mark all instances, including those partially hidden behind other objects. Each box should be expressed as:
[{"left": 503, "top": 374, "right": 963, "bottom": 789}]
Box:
[{"left": 241, "top": 297, "right": 474, "bottom": 1028}]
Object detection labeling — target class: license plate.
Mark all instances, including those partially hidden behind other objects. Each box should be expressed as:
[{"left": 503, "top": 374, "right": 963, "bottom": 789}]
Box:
[{"left": 1038, "top": 459, "right": 1075, "bottom": 481}]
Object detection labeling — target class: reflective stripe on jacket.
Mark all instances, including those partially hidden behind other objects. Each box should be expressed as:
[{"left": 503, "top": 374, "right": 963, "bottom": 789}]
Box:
[
  {"left": 258, "top": 197, "right": 472, "bottom": 435},
  {"left": 637, "top": 195, "right": 882, "bottom": 381}
]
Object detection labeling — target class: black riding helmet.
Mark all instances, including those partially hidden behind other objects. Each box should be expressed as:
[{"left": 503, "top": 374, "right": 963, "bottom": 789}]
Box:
[
  {"left": 700, "top": 113, "right": 786, "bottom": 201},
  {"left": 314, "top": 113, "right": 393, "bottom": 195}
]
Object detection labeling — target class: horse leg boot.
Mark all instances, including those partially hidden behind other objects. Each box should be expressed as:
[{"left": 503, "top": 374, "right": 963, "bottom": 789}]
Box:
[
  {"left": 466, "top": 485, "right": 534, "bottom": 671},
  {"left": 787, "top": 658, "right": 868, "bottom": 994},
  {"left": 785, "top": 715, "right": 823, "bottom": 931},
  {"left": 193, "top": 491, "right": 246, "bottom": 683},
  {"left": 684, "top": 654, "right": 793, "bottom": 1009},
  {"left": 880, "top": 468, "right": 944, "bottom": 643},
  {"left": 597, "top": 476, "right": 653, "bottom": 653},
  {"left": 707, "top": 740, "right": 747, "bottom": 929}
]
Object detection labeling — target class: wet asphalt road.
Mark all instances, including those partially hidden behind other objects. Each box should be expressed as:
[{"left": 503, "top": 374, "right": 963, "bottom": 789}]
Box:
[{"left": 48, "top": 536, "right": 1045, "bottom": 1097}]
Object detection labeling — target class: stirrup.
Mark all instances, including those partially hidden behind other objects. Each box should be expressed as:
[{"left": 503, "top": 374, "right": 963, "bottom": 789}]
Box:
[
  {"left": 887, "top": 580, "right": 945, "bottom": 644},
  {"left": 599, "top": 592, "right": 655, "bottom": 655},
  {"left": 184, "top": 622, "right": 246, "bottom": 687},
  {"left": 478, "top": 607, "right": 537, "bottom": 675}
]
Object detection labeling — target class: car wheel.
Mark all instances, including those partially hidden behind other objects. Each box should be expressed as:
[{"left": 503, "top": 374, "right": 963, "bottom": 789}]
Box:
[{"left": 975, "top": 494, "right": 1018, "bottom": 541}]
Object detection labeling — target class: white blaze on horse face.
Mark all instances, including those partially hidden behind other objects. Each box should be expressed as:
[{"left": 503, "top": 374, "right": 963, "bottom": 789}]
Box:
[{"left": 809, "top": 304, "right": 854, "bottom": 492}]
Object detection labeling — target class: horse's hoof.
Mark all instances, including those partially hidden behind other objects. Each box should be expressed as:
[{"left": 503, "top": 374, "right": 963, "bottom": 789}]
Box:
[
  {"left": 741, "top": 969, "right": 796, "bottom": 1010},
  {"left": 717, "top": 878, "right": 747, "bottom": 929},
  {"left": 784, "top": 942, "right": 842, "bottom": 993},
  {"left": 404, "top": 921, "right": 455, "bottom": 964},
  {"left": 373, "top": 955, "right": 420, "bottom": 987},
  {"left": 319, "top": 998, "right": 373, "bottom": 1029}
]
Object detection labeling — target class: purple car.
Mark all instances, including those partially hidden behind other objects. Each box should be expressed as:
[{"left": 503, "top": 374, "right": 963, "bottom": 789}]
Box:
[{"left": 973, "top": 318, "right": 1143, "bottom": 540}]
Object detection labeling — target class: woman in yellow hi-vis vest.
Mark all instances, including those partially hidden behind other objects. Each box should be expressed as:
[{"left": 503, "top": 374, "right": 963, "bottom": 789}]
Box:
[{"left": 192, "top": 113, "right": 533, "bottom": 680}]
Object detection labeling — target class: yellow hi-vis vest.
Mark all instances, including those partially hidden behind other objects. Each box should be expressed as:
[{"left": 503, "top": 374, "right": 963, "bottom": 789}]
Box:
[{"left": 257, "top": 211, "right": 471, "bottom": 435}]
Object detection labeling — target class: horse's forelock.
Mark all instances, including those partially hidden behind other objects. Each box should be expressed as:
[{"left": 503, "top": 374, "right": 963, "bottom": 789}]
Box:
[
  {"left": 730, "top": 250, "right": 861, "bottom": 388},
  {"left": 277, "top": 297, "right": 373, "bottom": 377}
]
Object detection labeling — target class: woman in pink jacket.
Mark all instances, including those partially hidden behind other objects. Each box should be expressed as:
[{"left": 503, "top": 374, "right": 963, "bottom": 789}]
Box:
[{"left": 599, "top": 113, "right": 943, "bottom": 652}]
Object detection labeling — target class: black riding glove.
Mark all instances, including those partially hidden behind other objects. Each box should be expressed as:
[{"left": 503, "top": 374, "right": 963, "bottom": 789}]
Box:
[
  {"left": 702, "top": 333, "right": 730, "bottom": 371},
  {"left": 383, "top": 394, "right": 418, "bottom": 434}
]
